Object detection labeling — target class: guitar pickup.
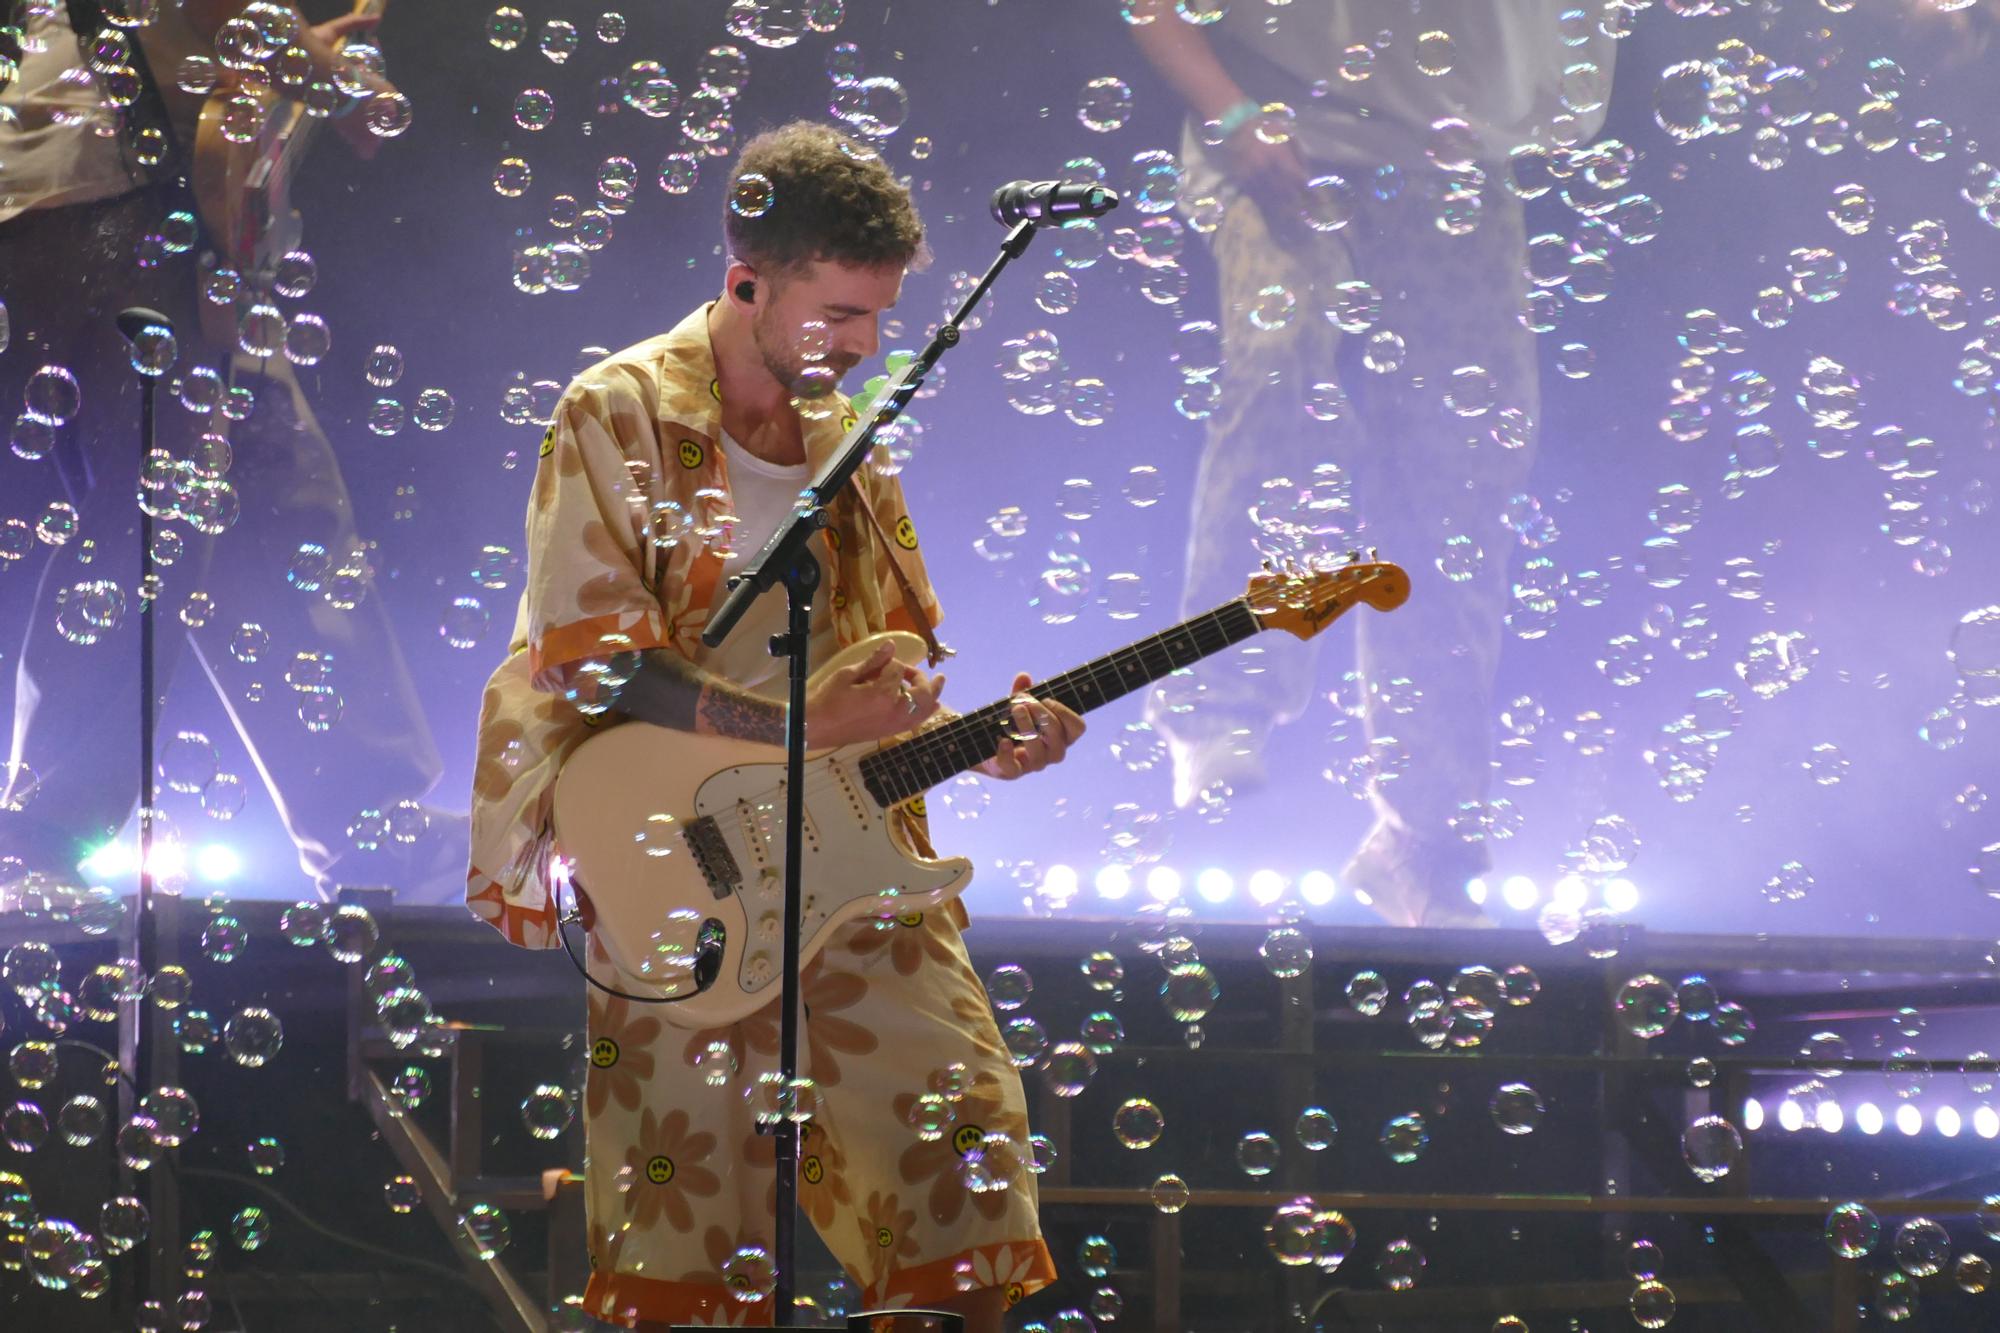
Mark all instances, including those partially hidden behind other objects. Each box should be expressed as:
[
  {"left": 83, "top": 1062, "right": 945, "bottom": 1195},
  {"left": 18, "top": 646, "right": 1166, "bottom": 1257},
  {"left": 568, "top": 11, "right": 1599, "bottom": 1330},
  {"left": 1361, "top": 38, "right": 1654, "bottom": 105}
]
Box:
[{"left": 681, "top": 815, "right": 740, "bottom": 901}]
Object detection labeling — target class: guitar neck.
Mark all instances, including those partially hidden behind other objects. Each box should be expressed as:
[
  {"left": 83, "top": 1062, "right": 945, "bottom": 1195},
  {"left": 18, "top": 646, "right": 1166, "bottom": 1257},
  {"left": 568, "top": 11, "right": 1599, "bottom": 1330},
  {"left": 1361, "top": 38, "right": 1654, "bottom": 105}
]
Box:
[{"left": 857, "top": 597, "right": 1265, "bottom": 808}]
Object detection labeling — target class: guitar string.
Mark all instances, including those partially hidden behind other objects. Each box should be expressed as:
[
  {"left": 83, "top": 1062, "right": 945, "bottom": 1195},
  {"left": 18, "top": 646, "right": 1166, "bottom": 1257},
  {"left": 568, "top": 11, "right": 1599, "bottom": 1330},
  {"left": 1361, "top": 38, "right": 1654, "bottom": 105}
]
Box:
[{"left": 860, "top": 596, "right": 1265, "bottom": 805}]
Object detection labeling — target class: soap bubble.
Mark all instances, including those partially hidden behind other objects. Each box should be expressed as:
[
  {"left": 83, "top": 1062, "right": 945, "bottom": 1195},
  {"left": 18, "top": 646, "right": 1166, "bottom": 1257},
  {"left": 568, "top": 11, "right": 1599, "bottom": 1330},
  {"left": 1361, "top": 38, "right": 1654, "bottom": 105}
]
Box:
[
  {"left": 1489, "top": 1082, "right": 1545, "bottom": 1135},
  {"left": 1681, "top": 1115, "right": 1741, "bottom": 1183},
  {"left": 1113, "top": 1099, "right": 1163, "bottom": 1150}
]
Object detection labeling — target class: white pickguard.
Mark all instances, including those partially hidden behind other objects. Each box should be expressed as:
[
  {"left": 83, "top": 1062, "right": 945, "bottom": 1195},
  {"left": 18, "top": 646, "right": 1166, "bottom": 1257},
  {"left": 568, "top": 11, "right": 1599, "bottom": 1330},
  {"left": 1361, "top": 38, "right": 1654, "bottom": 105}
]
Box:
[
  {"left": 691, "top": 755, "right": 967, "bottom": 1001},
  {"left": 552, "top": 630, "right": 975, "bottom": 1029}
]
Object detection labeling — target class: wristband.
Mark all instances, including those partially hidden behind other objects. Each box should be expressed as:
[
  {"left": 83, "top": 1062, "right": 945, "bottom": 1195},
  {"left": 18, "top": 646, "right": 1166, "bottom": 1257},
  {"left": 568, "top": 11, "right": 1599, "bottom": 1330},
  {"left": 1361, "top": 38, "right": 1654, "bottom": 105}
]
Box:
[{"left": 1214, "top": 97, "right": 1263, "bottom": 140}]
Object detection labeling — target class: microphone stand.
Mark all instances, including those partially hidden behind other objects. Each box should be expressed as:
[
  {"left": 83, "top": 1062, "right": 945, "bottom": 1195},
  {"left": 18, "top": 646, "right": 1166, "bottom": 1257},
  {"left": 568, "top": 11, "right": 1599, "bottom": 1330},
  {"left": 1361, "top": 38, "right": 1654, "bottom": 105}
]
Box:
[
  {"left": 699, "top": 192, "right": 1109, "bottom": 1325},
  {"left": 114, "top": 306, "right": 182, "bottom": 1319}
]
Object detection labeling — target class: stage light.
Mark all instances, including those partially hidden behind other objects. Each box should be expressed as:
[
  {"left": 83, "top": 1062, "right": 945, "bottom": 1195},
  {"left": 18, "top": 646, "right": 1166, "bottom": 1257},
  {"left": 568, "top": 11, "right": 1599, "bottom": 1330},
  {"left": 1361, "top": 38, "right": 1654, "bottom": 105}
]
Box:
[
  {"left": 1501, "top": 874, "right": 1539, "bottom": 912},
  {"left": 1974, "top": 1107, "right": 1999, "bottom": 1139},
  {"left": 150, "top": 841, "right": 186, "bottom": 880},
  {"left": 1246, "top": 869, "right": 1285, "bottom": 906},
  {"left": 1743, "top": 1097, "right": 1765, "bottom": 1131},
  {"left": 1195, "top": 867, "right": 1234, "bottom": 905},
  {"left": 1856, "top": 1102, "right": 1884, "bottom": 1136},
  {"left": 1818, "top": 1101, "right": 1844, "bottom": 1134},
  {"left": 1144, "top": 865, "right": 1182, "bottom": 903},
  {"left": 1895, "top": 1104, "right": 1923, "bottom": 1136},
  {"left": 195, "top": 844, "right": 240, "bottom": 881},
  {"left": 1936, "top": 1107, "right": 1962, "bottom": 1138},
  {"left": 1298, "top": 870, "right": 1337, "bottom": 906},
  {"left": 1550, "top": 875, "right": 1588, "bottom": 911},
  {"left": 1603, "top": 877, "right": 1640, "bottom": 914},
  {"left": 1094, "top": 865, "right": 1132, "bottom": 900},
  {"left": 1777, "top": 1099, "right": 1804, "bottom": 1132},
  {"left": 79, "top": 840, "right": 137, "bottom": 880},
  {"left": 1465, "top": 876, "right": 1489, "bottom": 906}
]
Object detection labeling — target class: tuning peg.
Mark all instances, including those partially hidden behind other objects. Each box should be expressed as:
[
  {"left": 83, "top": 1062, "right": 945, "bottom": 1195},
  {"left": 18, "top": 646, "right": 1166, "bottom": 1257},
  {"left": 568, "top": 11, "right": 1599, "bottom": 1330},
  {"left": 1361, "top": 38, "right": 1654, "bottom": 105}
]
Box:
[{"left": 1367, "top": 546, "right": 1379, "bottom": 562}]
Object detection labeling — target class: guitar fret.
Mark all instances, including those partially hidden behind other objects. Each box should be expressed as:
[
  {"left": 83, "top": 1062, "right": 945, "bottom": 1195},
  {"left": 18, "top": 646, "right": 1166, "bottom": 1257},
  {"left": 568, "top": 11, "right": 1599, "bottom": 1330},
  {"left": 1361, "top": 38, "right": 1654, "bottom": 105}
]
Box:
[{"left": 860, "top": 595, "right": 1271, "bottom": 810}]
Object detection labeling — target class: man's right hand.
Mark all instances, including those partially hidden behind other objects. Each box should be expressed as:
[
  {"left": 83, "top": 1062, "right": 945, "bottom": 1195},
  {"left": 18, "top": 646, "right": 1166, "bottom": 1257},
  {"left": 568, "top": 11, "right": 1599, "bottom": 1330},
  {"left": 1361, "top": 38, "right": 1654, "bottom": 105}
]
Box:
[{"left": 806, "top": 640, "right": 944, "bottom": 749}]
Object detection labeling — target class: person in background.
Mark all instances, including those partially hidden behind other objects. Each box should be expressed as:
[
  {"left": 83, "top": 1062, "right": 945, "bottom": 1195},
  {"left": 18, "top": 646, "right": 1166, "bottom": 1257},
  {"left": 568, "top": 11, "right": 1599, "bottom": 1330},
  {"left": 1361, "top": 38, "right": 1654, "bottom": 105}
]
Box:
[
  {"left": 1133, "top": 0, "right": 1616, "bottom": 927},
  {"left": 0, "top": 0, "right": 462, "bottom": 903}
]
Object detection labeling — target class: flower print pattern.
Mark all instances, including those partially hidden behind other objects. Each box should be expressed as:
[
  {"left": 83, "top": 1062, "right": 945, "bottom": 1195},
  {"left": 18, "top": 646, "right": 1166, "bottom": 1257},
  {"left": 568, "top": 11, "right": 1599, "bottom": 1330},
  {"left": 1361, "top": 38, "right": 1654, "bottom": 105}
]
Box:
[
  {"left": 586, "top": 992, "right": 662, "bottom": 1119},
  {"left": 621, "top": 1106, "right": 720, "bottom": 1234}
]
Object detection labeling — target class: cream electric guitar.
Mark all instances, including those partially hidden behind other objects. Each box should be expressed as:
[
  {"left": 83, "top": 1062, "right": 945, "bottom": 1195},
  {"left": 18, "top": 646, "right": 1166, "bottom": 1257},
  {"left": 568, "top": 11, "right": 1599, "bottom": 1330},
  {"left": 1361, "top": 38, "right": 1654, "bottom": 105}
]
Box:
[{"left": 552, "top": 559, "right": 1410, "bottom": 1028}]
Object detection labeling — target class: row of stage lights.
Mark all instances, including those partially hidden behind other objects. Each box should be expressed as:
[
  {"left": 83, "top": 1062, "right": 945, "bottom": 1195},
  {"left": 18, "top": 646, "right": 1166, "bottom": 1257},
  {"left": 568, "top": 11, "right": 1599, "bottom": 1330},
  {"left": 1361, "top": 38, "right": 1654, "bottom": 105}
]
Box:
[
  {"left": 1745, "top": 1097, "right": 2000, "bottom": 1140},
  {"left": 1044, "top": 865, "right": 1642, "bottom": 915},
  {"left": 78, "top": 840, "right": 241, "bottom": 884}
]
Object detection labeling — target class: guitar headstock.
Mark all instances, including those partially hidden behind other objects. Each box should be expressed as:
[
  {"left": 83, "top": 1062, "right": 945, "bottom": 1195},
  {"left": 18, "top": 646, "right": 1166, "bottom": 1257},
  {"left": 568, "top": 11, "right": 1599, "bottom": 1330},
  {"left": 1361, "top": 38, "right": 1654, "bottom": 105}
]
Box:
[{"left": 1245, "top": 552, "right": 1410, "bottom": 641}]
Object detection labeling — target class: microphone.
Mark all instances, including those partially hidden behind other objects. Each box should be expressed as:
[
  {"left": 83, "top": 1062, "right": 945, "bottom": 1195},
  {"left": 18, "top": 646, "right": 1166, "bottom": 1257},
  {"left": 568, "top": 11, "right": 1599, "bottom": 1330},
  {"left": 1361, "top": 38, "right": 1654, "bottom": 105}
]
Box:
[
  {"left": 116, "top": 307, "right": 175, "bottom": 344},
  {"left": 990, "top": 180, "right": 1120, "bottom": 226}
]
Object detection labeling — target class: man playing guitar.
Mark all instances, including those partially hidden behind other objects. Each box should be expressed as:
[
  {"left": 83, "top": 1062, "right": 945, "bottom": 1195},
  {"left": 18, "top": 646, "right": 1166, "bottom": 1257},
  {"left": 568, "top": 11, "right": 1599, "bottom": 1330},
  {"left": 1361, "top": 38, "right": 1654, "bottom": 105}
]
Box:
[{"left": 466, "top": 120, "right": 1085, "bottom": 1329}]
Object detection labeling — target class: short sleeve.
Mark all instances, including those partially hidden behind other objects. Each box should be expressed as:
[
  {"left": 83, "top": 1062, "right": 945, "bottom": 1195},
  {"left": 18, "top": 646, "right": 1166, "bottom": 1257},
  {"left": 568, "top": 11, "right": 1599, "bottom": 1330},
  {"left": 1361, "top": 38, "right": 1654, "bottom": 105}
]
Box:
[
  {"left": 862, "top": 461, "right": 946, "bottom": 634},
  {"left": 521, "top": 378, "right": 675, "bottom": 690}
]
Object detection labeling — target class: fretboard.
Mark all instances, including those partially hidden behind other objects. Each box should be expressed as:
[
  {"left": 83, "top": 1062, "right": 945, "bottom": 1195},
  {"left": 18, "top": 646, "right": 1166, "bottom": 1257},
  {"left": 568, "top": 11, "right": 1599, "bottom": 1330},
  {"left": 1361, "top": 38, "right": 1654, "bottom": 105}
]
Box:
[{"left": 857, "top": 597, "right": 1264, "bottom": 808}]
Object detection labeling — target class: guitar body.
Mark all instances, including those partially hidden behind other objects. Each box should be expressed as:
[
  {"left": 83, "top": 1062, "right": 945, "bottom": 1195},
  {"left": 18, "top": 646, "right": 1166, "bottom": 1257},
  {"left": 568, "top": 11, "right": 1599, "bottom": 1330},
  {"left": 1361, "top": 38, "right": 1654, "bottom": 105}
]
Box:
[{"left": 552, "top": 632, "right": 973, "bottom": 1029}]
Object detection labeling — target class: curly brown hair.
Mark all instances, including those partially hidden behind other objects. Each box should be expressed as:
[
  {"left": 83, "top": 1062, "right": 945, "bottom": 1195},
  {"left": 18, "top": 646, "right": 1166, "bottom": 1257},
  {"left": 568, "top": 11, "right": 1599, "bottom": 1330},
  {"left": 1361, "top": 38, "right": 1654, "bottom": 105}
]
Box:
[{"left": 723, "top": 120, "right": 929, "bottom": 288}]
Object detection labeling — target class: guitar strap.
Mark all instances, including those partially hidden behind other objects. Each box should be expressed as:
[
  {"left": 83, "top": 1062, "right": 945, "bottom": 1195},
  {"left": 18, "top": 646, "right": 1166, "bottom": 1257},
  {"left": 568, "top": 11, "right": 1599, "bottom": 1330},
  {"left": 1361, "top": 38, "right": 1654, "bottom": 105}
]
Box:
[{"left": 845, "top": 480, "right": 953, "bottom": 669}]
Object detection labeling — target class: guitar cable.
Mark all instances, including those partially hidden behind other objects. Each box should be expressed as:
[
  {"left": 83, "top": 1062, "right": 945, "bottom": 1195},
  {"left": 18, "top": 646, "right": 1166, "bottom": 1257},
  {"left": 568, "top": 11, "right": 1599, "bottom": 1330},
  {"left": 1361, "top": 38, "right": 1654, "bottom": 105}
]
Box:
[{"left": 552, "top": 883, "right": 727, "bottom": 1005}]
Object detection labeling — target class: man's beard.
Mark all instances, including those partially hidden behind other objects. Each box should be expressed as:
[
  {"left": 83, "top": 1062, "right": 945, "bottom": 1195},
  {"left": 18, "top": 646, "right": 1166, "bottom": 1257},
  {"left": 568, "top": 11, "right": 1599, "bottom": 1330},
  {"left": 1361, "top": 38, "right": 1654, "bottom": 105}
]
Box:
[{"left": 753, "top": 307, "right": 854, "bottom": 399}]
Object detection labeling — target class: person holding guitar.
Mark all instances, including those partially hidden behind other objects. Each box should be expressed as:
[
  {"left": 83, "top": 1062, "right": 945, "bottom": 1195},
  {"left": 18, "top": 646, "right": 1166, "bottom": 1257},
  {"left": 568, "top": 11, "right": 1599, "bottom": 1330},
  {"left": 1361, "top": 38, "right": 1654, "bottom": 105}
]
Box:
[
  {"left": 466, "top": 121, "right": 1085, "bottom": 1329},
  {"left": 0, "top": 2, "right": 459, "bottom": 902}
]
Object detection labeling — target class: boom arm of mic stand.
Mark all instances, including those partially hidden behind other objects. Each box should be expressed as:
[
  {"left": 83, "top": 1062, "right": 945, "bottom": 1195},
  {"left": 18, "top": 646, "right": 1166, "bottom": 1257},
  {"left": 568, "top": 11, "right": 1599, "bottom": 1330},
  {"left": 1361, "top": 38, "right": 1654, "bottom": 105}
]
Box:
[{"left": 701, "top": 218, "right": 1040, "bottom": 650}]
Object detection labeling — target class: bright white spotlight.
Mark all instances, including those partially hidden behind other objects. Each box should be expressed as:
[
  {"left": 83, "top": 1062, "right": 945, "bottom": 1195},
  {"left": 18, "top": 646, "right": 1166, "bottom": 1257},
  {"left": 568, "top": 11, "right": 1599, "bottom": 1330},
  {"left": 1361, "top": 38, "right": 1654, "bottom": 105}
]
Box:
[
  {"left": 148, "top": 841, "right": 187, "bottom": 880},
  {"left": 1743, "top": 1097, "right": 1765, "bottom": 1131},
  {"left": 79, "top": 841, "right": 137, "bottom": 880},
  {"left": 1856, "top": 1102, "right": 1884, "bottom": 1136},
  {"left": 1144, "top": 865, "right": 1183, "bottom": 903},
  {"left": 1094, "top": 864, "right": 1132, "bottom": 900},
  {"left": 1246, "top": 869, "right": 1286, "bottom": 906},
  {"left": 1298, "top": 870, "right": 1337, "bottom": 906},
  {"left": 1895, "top": 1104, "right": 1923, "bottom": 1136},
  {"left": 1974, "top": 1107, "right": 1999, "bottom": 1139},
  {"left": 1465, "top": 876, "right": 1489, "bottom": 906},
  {"left": 195, "top": 844, "right": 240, "bottom": 881},
  {"left": 1818, "top": 1101, "right": 1844, "bottom": 1134},
  {"left": 1777, "top": 1099, "right": 1804, "bottom": 1133},
  {"left": 1195, "top": 867, "right": 1234, "bottom": 905},
  {"left": 1936, "top": 1107, "right": 1962, "bottom": 1138},
  {"left": 1501, "top": 874, "right": 1540, "bottom": 912},
  {"left": 1550, "top": 874, "right": 1588, "bottom": 911},
  {"left": 1603, "top": 877, "right": 1640, "bottom": 914}
]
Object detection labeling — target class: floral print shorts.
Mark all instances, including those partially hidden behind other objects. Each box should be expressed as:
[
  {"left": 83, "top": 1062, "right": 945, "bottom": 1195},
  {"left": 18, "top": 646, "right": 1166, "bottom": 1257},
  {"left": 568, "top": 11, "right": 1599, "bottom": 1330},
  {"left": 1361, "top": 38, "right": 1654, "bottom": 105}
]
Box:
[{"left": 579, "top": 907, "right": 1057, "bottom": 1325}]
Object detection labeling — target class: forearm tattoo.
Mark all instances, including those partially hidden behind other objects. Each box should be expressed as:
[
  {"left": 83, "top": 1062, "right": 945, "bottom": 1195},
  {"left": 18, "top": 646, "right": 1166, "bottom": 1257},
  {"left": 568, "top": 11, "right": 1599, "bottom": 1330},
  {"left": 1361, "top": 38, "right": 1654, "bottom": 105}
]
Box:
[
  {"left": 695, "top": 685, "right": 784, "bottom": 745},
  {"left": 604, "top": 650, "right": 782, "bottom": 743}
]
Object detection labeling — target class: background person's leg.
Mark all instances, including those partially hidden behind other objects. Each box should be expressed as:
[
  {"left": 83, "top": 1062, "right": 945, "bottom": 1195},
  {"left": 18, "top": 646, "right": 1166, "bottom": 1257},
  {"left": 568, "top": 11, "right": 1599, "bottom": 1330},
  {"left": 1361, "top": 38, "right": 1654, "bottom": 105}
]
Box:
[
  {"left": 1147, "top": 189, "right": 1365, "bottom": 809},
  {"left": 1336, "top": 182, "right": 1543, "bottom": 925}
]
